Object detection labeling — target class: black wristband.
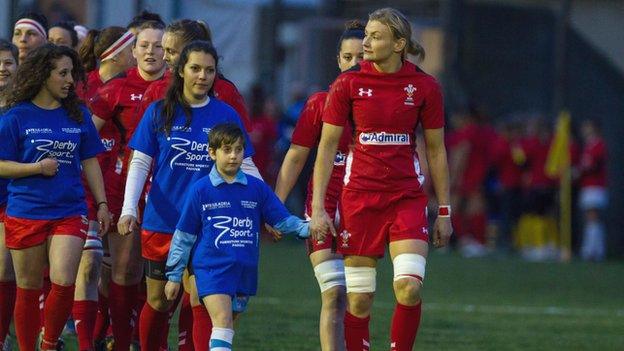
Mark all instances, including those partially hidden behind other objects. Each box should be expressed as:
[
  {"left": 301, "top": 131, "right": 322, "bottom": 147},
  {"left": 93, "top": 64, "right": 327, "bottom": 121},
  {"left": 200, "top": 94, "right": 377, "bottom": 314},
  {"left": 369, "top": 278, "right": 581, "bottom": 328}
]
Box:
[{"left": 97, "top": 201, "right": 108, "bottom": 208}]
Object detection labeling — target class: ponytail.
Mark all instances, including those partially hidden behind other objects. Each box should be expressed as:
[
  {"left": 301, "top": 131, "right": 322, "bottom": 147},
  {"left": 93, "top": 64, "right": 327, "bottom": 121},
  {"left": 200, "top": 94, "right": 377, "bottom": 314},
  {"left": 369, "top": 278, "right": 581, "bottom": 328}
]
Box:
[{"left": 78, "top": 29, "right": 100, "bottom": 72}]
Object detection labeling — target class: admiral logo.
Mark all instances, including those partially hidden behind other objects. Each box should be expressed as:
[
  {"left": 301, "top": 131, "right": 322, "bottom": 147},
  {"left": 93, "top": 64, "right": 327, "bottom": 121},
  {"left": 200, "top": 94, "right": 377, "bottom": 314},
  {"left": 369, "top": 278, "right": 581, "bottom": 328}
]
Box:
[
  {"left": 334, "top": 151, "right": 346, "bottom": 166},
  {"left": 403, "top": 84, "right": 416, "bottom": 106},
  {"left": 241, "top": 200, "right": 257, "bottom": 209},
  {"left": 359, "top": 132, "right": 410, "bottom": 145},
  {"left": 25, "top": 128, "right": 52, "bottom": 135},
  {"left": 358, "top": 88, "right": 373, "bottom": 97},
  {"left": 62, "top": 127, "right": 81, "bottom": 134},
  {"left": 203, "top": 202, "right": 231, "bottom": 211},
  {"left": 130, "top": 93, "right": 143, "bottom": 101}
]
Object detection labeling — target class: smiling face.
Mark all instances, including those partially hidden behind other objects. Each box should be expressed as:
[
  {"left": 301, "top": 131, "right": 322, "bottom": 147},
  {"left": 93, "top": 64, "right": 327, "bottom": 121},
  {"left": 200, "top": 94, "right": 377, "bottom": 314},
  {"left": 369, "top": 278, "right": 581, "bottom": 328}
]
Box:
[
  {"left": 209, "top": 137, "right": 245, "bottom": 178},
  {"left": 12, "top": 27, "right": 46, "bottom": 62},
  {"left": 181, "top": 51, "right": 216, "bottom": 104},
  {"left": 0, "top": 50, "right": 18, "bottom": 90},
  {"left": 133, "top": 28, "right": 165, "bottom": 76},
  {"left": 43, "top": 55, "right": 74, "bottom": 100},
  {"left": 362, "top": 20, "right": 405, "bottom": 64}
]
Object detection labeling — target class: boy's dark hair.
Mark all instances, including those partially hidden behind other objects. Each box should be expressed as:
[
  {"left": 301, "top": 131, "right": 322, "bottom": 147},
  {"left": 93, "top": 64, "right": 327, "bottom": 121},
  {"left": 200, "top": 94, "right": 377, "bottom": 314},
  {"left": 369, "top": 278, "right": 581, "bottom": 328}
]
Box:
[{"left": 208, "top": 123, "right": 245, "bottom": 150}]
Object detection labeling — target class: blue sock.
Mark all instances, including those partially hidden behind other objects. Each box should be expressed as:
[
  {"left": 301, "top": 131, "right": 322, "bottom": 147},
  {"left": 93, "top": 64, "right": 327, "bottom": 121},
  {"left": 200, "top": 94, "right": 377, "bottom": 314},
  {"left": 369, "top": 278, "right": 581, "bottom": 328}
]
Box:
[{"left": 210, "top": 327, "right": 234, "bottom": 350}]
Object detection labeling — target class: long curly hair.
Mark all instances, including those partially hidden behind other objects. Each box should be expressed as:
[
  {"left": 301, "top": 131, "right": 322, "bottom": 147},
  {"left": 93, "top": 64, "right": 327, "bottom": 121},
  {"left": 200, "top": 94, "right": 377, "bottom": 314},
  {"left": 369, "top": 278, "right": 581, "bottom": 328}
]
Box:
[{"left": 9, "top": 44, "right": 86, "bottom": 123}]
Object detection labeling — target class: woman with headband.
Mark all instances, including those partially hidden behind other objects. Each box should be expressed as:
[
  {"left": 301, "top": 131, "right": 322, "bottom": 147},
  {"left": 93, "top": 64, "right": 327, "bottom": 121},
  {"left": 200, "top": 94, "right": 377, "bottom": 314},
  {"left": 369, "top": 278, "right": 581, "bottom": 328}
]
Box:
[
  {"left": 71, "top": 26, "right": 136, "bottom": 351},
  {"left": 12, "top": 12, "right": 48, "bottom": 63},
  {"left": 0, "top": 44, "right": 109, "bottom": 351},
  {"left": 88, "top": 20, "right": 166, "bottom": 351}
]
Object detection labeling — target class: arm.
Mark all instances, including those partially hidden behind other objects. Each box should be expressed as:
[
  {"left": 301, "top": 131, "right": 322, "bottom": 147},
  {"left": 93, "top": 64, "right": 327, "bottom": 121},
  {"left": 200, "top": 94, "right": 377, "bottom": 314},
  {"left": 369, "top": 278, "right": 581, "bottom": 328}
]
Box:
[
  {"left": 273, "top": 215, "right": 309, "bottom": 239},
  {"left": 118, "top": 150, "right": 152, "bottom": 235},
  {"left": 424, "top": 128, "right": 453, "bottom": 248},
  {"left": 241, "top": 157, "right": 263, "bottom": 180},
  {"left": 274, "top": 144, "right": 311, "bottom": 202},
  {"left": 82, "top": 157, "right": 110, "bottom": 235},
  {"left": 0, "top": 159, "right": 57, "bottom": 178},
  {"left": 165, "top": 229, "right": 198, "bottom": 283},
  {"left": 91, "top": 114, "right": 106, "bottom": 131}
]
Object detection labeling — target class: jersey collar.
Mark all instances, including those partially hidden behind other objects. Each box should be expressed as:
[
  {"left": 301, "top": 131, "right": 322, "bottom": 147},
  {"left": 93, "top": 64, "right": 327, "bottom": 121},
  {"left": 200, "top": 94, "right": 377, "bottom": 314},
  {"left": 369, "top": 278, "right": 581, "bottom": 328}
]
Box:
[{"left": 209, "top": 165, "right": 248, "bottom": 186}]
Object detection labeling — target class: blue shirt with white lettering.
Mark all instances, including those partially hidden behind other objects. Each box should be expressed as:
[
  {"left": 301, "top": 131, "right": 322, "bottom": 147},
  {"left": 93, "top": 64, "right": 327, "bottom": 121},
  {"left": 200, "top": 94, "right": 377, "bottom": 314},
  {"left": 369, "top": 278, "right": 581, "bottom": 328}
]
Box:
[
  {"left": 0, "top": 107, "right": 9, "bottom": 207},
  {"left": 129, "top": 99, "right": 254, "bottom": 234},
  {"left": 0, "top": 102, "right": 104, "bottom": 219},
  {"left": 177, "top": 167, "right": 292, "bottom": 269}
]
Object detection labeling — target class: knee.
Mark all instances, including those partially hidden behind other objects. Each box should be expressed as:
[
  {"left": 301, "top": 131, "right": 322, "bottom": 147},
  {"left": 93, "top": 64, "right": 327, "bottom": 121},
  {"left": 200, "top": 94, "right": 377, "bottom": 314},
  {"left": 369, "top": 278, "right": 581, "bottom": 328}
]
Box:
[
  {"left": 393, "top": 278, "right": 422, "bottom": 305},
  {"left": 320, "top": 285, "right": 346, "bottom": 312},
  {"left": 347, "top": 292, "right": 374, "bottom": 317},
  {"left": 77, "top": 254, "right": 102, "bottom": 287},
  {"left": 147, "top": 289, "right": 172, "bottom": 312},
  {"left": 392, "top": 253, "right": 426, "bottom": 306}
]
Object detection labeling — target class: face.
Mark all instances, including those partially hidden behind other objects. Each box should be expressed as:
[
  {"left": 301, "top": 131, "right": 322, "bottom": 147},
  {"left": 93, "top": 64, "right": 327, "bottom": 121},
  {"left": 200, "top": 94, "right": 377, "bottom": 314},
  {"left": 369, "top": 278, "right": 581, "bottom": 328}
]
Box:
[
  {"left": 0, "top": 51, "right": 18, "bottom": 89},
  {"left": 181, "top": 51, "right": 216, "bottom": 102},
  {"left": 162, "top": 32, "right": 184, "bottom": 71},
  {"left": 209, "top": 138, "right": 245, "bottom": 177},
  {"left": 43, "top": 55, "right": 74, "bottom": 100},
  {"left": 113, "top": 44, "right": 136, "bottom": 70},
  {"left": 133, "top": 28, "right": 165, "bottom": 75},
  {"left": 48, "top": 27, "right": 73, "bottom": 48},
  {"left": 337, "top": 38, "right": 364, "bottom": 72},
  {"left": 363, "top": 20, "right": 405, "bottom": 63},
  {"left": 12, "top": 27, "right": 47, "bottom": 62}
]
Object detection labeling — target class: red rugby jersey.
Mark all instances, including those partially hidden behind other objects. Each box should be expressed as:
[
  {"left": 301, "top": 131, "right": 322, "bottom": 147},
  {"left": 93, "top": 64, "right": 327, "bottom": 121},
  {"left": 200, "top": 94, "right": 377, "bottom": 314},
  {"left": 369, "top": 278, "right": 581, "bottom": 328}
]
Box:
[
  {"left": 580, "top": 138, "right": 607, "bottom": 188},
  {"left": 137, "top": 73, "right": 252, "bottom": 132},
  {"left": 291, "top": 91, "right": 351, "bottom": 207},
  {"left": 322, "top": 60, "right": 444, "bottom": 192},
  {"left": 76, "top": 70, "right": 104, "bottom": 102}
]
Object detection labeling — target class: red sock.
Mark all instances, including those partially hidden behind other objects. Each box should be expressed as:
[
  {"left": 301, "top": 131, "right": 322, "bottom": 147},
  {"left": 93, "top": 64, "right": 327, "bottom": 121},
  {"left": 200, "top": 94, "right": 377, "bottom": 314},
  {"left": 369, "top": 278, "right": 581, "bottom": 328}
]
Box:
[
  {"left": 14, "top": 287, "right": 40, "bottom": 351},
  {"left": 158, "top": 291, "right": 183, "bottom": 351},
  {"left": 93, "top": 292, "right": 109, "bottom": 341},
  {"left": 192, "top": 305, "right": 212, "bottom": 351},
  {"left": 108, "top": 282, "right": 138, "bottom": 351},
  {"left": 178, "top": 293, "right": 194, "bottom": 351},
  {"left": 73, "top": 300, "right": 97, "bottom": 351},
  {"left": 39, "top": 276, "right": 51, "bottom": 330},
  {"left": 344, "top": 311, "right": 370, "bottom": 351},
  {"left": 41, "top": 284, "right": 75, "bottom": 349},
  {"left": 133, "top": 286, "right": 146, "bottom": 344},
  {"left": 390, "top": 302, "right": 422, "bottom": 351},
  {"left": 139, "top": 303, "right": 169, "bottom": 351},
  {"left": 0, "top": 281, "right": 16, "bottom": 345},
  {"left": 467, "top": 213, "right": 487, "bottom": 244}
]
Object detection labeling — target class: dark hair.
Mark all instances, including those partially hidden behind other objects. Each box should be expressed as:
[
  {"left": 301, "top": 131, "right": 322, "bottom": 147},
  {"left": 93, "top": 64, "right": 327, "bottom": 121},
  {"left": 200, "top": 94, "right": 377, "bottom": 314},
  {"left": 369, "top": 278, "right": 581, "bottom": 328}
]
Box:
[
  {"left": 208, "top": 123, "right": 245, "bottom": 150},
  {"left": 337, "top": 20, "right": 365, "bottom": 54},
  {"left": 165, "top": 19, "right": 212, "bottom": 46},
  {"left": 50, "top": 21, "right": 79, "bottom": 47},
  {"left": 78, "top": 26, "right": 128, "bottom": 72},
  {"left": 0, "top": 39, "right": 19, "bottom": 62},
  {"left": 160, "top": 41, "right": 219, "bottom": 135},
  {"left": 134, "top": 20, "right": 166, "bottom": 39},
  {"left": 9, "top": 44, "right": 86, "bottom": 123},
  {"left": 127, "top": 10, "right": 165, "bottom": 30},
  {"left": 16, "top": 12, "right": 49, "bottom": 32}
]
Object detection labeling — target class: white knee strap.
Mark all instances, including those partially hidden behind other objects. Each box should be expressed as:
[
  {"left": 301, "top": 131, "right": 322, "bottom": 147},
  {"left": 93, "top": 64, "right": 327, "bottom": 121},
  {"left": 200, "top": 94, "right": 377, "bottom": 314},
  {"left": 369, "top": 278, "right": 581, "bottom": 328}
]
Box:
[
  {"left": 393, "top": 253, "right": 426, "bottom": 283},
  {"left": 313, "top": 259, "right": 345, "bottom": 293},
  {"left": 344, "top": 266, "right": 376, "bottom": 293}
]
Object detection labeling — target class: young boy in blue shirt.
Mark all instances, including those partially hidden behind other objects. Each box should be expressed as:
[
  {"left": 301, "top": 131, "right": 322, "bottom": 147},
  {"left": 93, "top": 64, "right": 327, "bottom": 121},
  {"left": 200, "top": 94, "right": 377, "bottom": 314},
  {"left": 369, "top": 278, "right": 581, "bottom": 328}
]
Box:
[{"left": 164, "top": 123, "right": 309, "bottom": 350}]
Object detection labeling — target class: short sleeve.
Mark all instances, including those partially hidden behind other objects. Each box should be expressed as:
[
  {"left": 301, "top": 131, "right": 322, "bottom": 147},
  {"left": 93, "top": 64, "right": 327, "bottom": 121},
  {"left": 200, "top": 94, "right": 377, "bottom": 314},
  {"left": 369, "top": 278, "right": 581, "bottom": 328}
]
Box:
[
  {"left": 80, "top": 109, "right": 106, "bottom": 160},
  {"left": 322, "top": 75, "right": 352, "bottom": 127},
  {"left": 88, "top": 81, "right": 119, "bottom": 121},
  {"left": 176, "top": 184, "right": 203, "bottom": 236},
  {"left": 0, "top": 113, "right": 20, "bottom": 161},
  {"left": 128, "top": 103, "right": 159, "bottom": 157},
  {"left": 259, "top": 181, "right": 291, "bottom": 226},
  {"left": 291, "top": 93, "right": 325, "bottom": 148},
  {"left": 420, "top": 79, "right": 445, "bottom": 129}
]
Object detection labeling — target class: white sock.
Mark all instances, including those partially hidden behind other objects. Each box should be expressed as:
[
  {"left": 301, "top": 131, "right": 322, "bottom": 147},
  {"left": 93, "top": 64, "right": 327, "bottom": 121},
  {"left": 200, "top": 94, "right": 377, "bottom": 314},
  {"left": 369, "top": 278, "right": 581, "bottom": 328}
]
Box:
[{"left": 210, "top": 327, "right": 235, "bottom": 351}]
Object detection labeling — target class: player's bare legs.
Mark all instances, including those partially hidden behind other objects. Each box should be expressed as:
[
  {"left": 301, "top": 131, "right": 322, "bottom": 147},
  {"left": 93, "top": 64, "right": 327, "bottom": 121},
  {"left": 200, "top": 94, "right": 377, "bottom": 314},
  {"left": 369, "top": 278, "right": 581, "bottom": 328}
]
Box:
[{"left": 310, "top": 249, "right": 346, "bottom": 351}]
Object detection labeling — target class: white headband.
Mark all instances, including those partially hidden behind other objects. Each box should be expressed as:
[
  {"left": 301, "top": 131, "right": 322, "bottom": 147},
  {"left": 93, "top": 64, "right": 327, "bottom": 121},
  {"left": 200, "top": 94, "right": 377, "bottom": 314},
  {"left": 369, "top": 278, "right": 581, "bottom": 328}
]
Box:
[
  {"left": 14, "top": 18, "right": 47, "bottom": 39},
  {"left": 100, "top": 31, "right": 135, "bottom": 61},
  {"left": 74, "top": 25, "right": 88, "bottom": 40}
]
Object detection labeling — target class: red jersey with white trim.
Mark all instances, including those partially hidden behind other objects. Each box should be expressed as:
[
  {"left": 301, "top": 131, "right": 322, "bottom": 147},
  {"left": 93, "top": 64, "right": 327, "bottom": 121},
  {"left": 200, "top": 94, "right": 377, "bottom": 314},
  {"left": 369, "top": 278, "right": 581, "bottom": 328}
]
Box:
[
  {"left": 580, "top": 138, "right": 607, "bottom": 188},
  {"left": 137, "top": 73, "right": 252, "bottom": 131},
  {"left": 291, "top": 91, "right": 351, "bottom": 210},
  {"left": 322, "top": 60, "right": 444, "bottom": 192},
  {"left": 89, "top": 67, "right": 164, "bottom": 142}
]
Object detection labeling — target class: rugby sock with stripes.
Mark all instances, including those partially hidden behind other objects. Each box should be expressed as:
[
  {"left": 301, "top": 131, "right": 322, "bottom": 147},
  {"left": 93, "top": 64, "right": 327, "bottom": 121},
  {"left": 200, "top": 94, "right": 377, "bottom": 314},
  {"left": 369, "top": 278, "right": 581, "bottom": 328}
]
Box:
[
  {"left": 14, "top": 287, "right": 40, "bottom": 351},
  {"left": 192, "top": 305, "right": 212, "bottom": 350},
  {"left": 209, "top": 327, "right": 234, "bottom": 351},
  {"left": 390, "top": 302, "right": 422, "bottom": 351},
  {"left": 344, "top": 311, "right": 370, "bottom": 351},
  {"left": 42, "top": 284, "right": 75, "bottom": 350},
  {"left": 139, "top": 303, "right": 169, "bottom": 351},
  {"left": 93, "top": 292, "right": 109, "bottom": 341},
  {"left": 177, "top": 292, "right": 194, "bottom": 351},
  {"left": 108, "top": 282, "right": 138, "bottom": 351},
  {"left": 0, "top": 281, "right": 16, "bottom": 346},
  {"left": 73, "top": 300, "right": 97, "bottom": 351}
]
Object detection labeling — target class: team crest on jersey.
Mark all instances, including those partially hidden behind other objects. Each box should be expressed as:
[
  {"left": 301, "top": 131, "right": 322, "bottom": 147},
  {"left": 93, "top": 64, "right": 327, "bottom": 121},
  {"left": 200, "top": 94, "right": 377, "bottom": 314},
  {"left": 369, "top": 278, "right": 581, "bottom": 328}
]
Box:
[
  {"left": 358, "top": 88, "right": 373, "bottom": 97},
  {"left": 130, "top": 93, "right": 143, "bottom": 101},
  {"left": 340, "top": 230, "right": 351, "bottom": 248},
  {"left": 334, "top": 151, "right": 346, "bottom": 166},
  {"left": 403, "top": 84, "right": 416, "bottom": 106}
]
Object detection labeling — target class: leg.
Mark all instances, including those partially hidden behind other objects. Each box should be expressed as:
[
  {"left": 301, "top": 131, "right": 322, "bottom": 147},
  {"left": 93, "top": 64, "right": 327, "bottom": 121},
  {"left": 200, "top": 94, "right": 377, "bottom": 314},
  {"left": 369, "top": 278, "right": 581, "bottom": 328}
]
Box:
[
  {"left": 177, "top": 271, "right": 194, "bottom": 351},
  {"left": 93, "top": 242, "right": 112, "bottom": 344},
  {"left": 203, "top": 294, "right": 234, "bottom": 351},
  {"left": 187, "top": 274, "right": 212, "bottom": 350},
  {"left": 343, "top": 255, "right": 376, "bottom": 351},
  {"left": 0, "top": 222, "right": 16, "bottom": 348},
  {"left": 388, "top": 239, "right": 428, "bottom": 351},
  {"left": 310, "top": 249, "right": 346, "bottom": 351},
  {"left": 139, "top": 275, "right": 175, "bottom": 351}
]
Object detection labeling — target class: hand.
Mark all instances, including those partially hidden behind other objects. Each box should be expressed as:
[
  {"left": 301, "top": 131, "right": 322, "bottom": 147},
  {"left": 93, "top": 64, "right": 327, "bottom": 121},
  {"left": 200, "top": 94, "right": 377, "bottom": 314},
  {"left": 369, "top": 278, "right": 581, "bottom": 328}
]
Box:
[
  {"left": 38, "top": 158, "right": 59, "bottom": 177},
  {"left": 164, "top": 281, "right": 180, "bottom": 301},
  {"left": 96, "top": 204, "right": 111, "bottom": 236},
  {"left": 264, "top": 224, "right": 283, "bottom": 242},
  {"left": 432, "top": 216, "right": 453, "bottom": 248},
  {"left": 310, "top": 207, "right": 335, "bottom": 242},
  {"left": 117, "top": 215, "right": 138, "bottom": 236}
]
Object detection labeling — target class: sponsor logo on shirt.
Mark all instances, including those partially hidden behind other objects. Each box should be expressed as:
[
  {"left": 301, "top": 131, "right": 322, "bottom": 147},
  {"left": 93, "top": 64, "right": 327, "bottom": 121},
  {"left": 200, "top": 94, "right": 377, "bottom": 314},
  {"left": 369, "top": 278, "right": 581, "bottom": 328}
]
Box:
[
  {"left": 340, "top": 230, "right": 351, "bottom": 248},
  {"left": 62, "top": 127, "right": 81, "bottom": 134},
  {"left": 403, "top": 84, "right": 416, "bottom": 106},
  {"left": 167, "top": 136, "right": 211, "bottom": 171},
  {"left": 130, "top": 93, "right": 143, "bottom": 101},
  {"left": 359, "top": 132, "right": 410, "bottom": 145},
  {"left": 25, "top": 128, "right": 53, "bottom": 135},
  {"left": 202, "top": 202, "right": 231, "bottom": 211},
  {"left": 334, "top": 151, "right": 346, "bottom": 166},
  {"left": 241, "top": 200, "right": 257, "bottom": 209},
  {"left": 171, "top": 125, "right": 191, "bottom": 132},
  {"left": 31, "top": 139, "right": 78, "bottom": 163},
  {"left": 101, "top": 138, "right": 115, "bottom": 151},
  {"left": 358, "top": 88, "right": 373, "bottom": 97},
  {"left": 208, "top": 215, "right": 256, "bottom": 249}
]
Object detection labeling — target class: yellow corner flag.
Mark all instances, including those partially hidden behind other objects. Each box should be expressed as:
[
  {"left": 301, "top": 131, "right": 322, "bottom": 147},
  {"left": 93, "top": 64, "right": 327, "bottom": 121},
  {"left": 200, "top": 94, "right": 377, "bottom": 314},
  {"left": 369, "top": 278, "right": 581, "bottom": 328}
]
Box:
[{"left": 545, "top": 111, "right": 572, "bottom": 261}]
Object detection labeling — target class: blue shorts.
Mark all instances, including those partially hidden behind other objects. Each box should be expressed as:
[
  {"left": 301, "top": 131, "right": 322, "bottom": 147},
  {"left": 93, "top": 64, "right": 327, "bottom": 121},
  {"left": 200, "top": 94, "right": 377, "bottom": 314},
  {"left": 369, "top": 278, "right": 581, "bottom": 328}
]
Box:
[{"left": 194, "top": 262, "right": 258, "bottom": 299}]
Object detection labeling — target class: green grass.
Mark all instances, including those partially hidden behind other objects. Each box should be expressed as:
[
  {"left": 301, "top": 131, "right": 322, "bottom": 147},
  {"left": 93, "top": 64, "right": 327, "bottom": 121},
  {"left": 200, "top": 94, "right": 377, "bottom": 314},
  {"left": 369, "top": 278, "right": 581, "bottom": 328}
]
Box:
[{"left": 49, "top": 240, "right": 624, "bottom": 350}]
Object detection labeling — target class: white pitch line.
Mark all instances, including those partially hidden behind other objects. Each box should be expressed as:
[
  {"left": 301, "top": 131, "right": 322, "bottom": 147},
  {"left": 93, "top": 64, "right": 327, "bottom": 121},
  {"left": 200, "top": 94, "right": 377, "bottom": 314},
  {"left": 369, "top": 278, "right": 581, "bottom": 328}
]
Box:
[{"left": 253, "top": 297, "right": 624, "bottom": 318}]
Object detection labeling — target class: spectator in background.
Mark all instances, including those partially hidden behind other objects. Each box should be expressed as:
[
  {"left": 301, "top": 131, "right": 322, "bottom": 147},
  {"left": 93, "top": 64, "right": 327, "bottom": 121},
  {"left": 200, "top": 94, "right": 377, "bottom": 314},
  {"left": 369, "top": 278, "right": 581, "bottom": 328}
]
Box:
[
  {"left": 48, "top": 21, "right": 79, "bottom": 50},
  {"left": 578, "top": 119, "right": 608, "bottom": 261},
  {"left": 250, "top": 97, "right": 280, "bottom": 185}
]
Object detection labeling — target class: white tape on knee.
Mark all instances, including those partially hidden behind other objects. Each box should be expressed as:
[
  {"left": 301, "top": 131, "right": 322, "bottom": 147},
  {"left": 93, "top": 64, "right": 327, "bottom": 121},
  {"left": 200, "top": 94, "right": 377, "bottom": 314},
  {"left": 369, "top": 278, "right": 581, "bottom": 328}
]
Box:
[
  {"left": 393, "top": 254, "right": 426, "bottom": 283},
  {"left": 344, "top": 266, "right": 376, "bottom": 293},
  {"left": 313, "top": 259, "right": 345, "bottom": 293}
]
